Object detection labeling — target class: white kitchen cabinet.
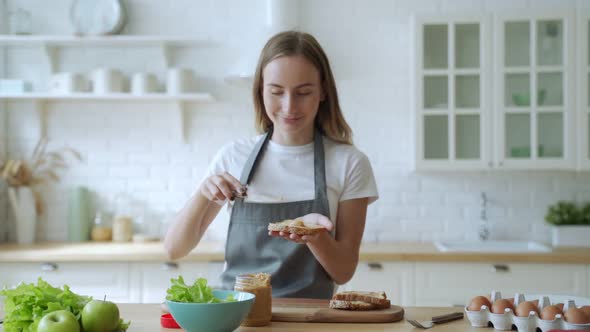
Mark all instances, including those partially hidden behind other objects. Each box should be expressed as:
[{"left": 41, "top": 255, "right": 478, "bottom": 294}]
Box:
[
  {"left": 131, "top": 261, "right": 225, "bottom": 303},
  {"left": 342, "top": 262, "right": 415, "bottom": 306},
  {"left": 0, "top": 262, "right": 136, "bottom": 303},
  {"left": 415, "top": 11, "right": 579, "bottom": 171},
  {"left": 0, "top": 260, "right": 226, "bottom": 304},
  {"left": 1, "top": 260, "right": 586, "bottom": 305},
  {"left": 414, "top": 262, "right": 587, "bottom": 307},
  {"left": 495, "top": 11, "right": 576, "bottom": 170},
  {"left": 577, "top": 14, "right": 590, "bottom": 170},
  {"left": 414, "top": 15, "right": 492, "bottom": 170}
]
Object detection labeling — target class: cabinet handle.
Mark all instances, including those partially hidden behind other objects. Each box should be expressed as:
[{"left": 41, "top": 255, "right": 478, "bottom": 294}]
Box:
[
  {"left": 490, "top": 264, "right": 510, "bottom": 273},
  {"left": 488, "top": 161, "right": 493, "bottom": 167},
  {"left": 367, "top": 262, "right": 383, "bottom": 270},
  {"left": 498, "top": 161, "right": 504, "bottom": 167},
  {"left": 162, "top": 262, "right": 179, "bottom": 270},
  {"left": 40, "top": 262, "right": 58, "bottom": 272}
]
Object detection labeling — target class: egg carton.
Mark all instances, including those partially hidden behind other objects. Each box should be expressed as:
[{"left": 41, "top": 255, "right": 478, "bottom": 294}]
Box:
[{"left": 464, "top": 291, "right": 590, "bottom": 331}]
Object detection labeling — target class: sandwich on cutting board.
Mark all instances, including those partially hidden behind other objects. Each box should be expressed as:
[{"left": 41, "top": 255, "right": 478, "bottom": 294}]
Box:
[{"left": 330, "top": 291, "right": 391, "bottom": 311}]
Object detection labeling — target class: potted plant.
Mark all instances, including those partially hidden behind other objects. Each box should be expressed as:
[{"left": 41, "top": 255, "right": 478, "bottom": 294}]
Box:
[
  {"left": 0, "top": 138, "right": 80, "bottom": 244},
  {"left": 545, "top": 201, "right": 590, "bottom": 247}
]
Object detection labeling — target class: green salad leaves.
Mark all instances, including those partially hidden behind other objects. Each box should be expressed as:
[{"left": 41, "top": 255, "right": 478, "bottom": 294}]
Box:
[
  {"left": 165, "top": 276, "right": 236, "bottom": 303},
  {"left": 0, "top": 278, "right": 90, "bottom": 332},
  {"left": 0, "top": 278, "right": 130, "bottom": 332}
]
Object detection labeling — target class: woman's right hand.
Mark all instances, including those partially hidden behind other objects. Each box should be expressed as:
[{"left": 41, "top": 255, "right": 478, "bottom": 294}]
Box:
[{"left": 199, "top": 172, "right": 246, "bottom": 203}]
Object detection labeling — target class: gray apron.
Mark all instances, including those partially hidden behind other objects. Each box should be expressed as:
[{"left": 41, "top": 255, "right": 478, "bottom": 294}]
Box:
[{"left": 221, "top": 128, "right": 334, "bottom": 299}]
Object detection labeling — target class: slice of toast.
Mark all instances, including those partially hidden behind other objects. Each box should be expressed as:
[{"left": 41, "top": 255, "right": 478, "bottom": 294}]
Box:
[
  {"left": 331, "top": 291, "right": 391, "bottom": 309},
  {"left": 329, "top": 300, "right": 379, "bottom": 311},
  {"left": 267, "top": 219, "right": 326, "bottom": 236}
]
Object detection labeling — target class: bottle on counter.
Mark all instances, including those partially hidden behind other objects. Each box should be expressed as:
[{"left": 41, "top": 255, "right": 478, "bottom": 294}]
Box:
[
  {"left": 67, "top": 186, "right": 92, "bottom": 242},
  {"left": 90, "top": 212, "right": 112, "bottom": 241},
  {"left": 112, "top": 215, "right": 133, "bottom": 242},
  {"left": 234, "top": 273, "right": 272, "bottom": 327}
]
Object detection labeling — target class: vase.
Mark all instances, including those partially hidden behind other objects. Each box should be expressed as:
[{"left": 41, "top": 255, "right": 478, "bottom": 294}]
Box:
[
  {"left": 551, "top": 225, "right": 590, "bottom": 247},
  {"left": 67, "top": 186, "right": 92, "bottom": 242},
  {"left": 8, "top": 186, "right": 37, "bottom": 245}
]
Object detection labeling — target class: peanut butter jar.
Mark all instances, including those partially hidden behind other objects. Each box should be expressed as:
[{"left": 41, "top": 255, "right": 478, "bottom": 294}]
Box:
[{"left": 234, "top": 273, "right": 272, "bottom": 327}]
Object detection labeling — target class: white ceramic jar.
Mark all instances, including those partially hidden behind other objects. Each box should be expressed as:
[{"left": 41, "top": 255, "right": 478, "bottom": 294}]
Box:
[
  {"left": 166, "top": 68, "right": 193, "bottom": 94},
  {"left": 112, "top": 215, "right": 133, "bottom": 242},
  {"left": 49, "top": 72, "right": 88, "bottom": 94},
  {"left": 131, "top": 72, "right": 158, "bottom": 95},
  {"left": 91, "top": 67, "right": 124, "bottom": 94}
]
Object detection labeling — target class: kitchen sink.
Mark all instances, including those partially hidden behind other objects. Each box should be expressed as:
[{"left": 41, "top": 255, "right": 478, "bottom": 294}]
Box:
[{"left": 434, "top": 240, "right": 552, "bottom": 253}]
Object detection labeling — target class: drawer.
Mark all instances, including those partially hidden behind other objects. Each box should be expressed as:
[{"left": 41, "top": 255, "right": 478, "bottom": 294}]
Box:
[
  {"left": 0, "top": 262, "right": 134, "bottom": 303},
  {"left": 342, "top": 262, "right": 414, "bottom": 306},
  {"left": 414, "top": 262, "right": 588, "bottom": 307}
]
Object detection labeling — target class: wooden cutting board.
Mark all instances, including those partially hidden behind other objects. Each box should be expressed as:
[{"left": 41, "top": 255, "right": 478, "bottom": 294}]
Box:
[{"left": 271, "top": 298, "right": 404, "bottom": 323}]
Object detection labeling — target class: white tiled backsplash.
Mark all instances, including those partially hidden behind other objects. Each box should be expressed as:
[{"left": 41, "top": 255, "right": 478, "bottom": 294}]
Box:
[{"left": 2, "top": 0, "right": 590, "bottom": 244}]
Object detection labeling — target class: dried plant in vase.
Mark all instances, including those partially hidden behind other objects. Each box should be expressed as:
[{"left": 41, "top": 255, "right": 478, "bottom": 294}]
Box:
[{"left": 0, "top": 138, "right": 82, "bottom": 215}]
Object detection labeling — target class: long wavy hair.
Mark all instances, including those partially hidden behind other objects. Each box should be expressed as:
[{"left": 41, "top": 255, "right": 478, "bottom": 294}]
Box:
[{"left": 252, "top": 31, "right": 353, "bottom": 145}]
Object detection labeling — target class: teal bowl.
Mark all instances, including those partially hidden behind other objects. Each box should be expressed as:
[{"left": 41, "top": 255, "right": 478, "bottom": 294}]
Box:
[{"left": 166, "top": 290, "right": 255, "bottom": 332}]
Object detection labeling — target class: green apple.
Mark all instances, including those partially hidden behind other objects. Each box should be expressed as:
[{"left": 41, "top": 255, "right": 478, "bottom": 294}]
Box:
[
  {"left": 81, "top": 299, "right": 120, "bottom": 332},
  {"left": 38, "top": 310, "right": 80, "bottom": 332}
]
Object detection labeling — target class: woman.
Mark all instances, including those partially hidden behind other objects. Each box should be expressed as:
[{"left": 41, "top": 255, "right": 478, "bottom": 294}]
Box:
[{"left": 164, "top": 30, "right": 378, "bottom": 299}]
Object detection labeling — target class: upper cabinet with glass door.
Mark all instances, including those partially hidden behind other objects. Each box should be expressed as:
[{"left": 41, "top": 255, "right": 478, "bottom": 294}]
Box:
[
  {"left": 577, "top": 14, "right": 590, "bottom": 170},
  {"left": 415, "top": 16, "right": 491, "bottom": 170},
  {"left": 495, "top": 12, "right": 575, "bottom": 170}
]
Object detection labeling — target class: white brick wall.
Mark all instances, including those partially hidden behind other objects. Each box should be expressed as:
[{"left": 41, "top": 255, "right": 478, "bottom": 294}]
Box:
[
  {"left": 0, "top": 107, "right": 7, "bottom": 241},
  {"left": 0, "top": 0, "right": 7, "bottom": 241},
  {"left": 2, "top": 0, "right": 590, "bottom": 244}
]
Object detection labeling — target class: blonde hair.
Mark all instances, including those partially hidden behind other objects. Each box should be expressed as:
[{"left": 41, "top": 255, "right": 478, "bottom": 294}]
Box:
[{"left": 252, "top": 31, "right": 353, "bottom": 145}]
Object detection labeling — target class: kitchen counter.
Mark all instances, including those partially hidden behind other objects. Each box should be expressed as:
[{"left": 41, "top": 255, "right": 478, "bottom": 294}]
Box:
[
  {"left": 0, "top": 241, "right": 589, "bottom": 263},
  {"left": 0, "top": 304, "right": 476, "bottom": 331},
  {"left": 119, "top": 304, "right": 477, "bottom": 331}
]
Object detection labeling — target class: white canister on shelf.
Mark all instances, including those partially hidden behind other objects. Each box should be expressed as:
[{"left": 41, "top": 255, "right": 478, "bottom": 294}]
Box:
[
  {"left": 131, "top": 72, "right": 158, "bottom": 95},
  {"left": 0, "top": 79, "right": 32, "bottom": 93},
  {"left": 49, "top": 72, "right": 88, "bottom": 94},
  {"left": 112, "top": 215, "right": 133, "bottom": 242},
  {"left": 91, "top": 68, "right": 125, "bottom": 94},
  {"left": 166, "top": 68, "right": 193, "bottom": 94}
]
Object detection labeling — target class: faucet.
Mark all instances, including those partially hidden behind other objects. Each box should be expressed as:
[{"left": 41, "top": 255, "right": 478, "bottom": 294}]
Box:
[{"left": 478, "top": 192, "right": 490, "bottom": 241}]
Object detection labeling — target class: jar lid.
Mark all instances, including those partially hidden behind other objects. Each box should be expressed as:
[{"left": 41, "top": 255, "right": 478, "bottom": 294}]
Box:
[
  {"left": 160, "top": 313, "right": 181, "bottom": 329},
  {"left": 236, "top": 272, "right": 271, "bottom": 287}
]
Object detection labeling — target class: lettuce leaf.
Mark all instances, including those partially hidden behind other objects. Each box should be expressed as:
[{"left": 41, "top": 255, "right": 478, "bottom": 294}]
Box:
[
  {"left": 165, "top": 276, "right": 236, "bottom": 303},
  {"left": 0, "top": 278, "right": 90, "bottom": 332},
  {"left": 0, "top": 278, "right": 130, "bottom": 332}
]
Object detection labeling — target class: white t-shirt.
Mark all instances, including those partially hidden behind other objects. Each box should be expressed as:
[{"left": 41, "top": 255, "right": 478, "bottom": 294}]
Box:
[{"left": 206, "top": 135, "right": 379, "bottom": 223}]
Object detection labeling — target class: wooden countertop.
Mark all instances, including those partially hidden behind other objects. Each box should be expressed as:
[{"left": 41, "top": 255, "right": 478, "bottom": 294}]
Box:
[
  {"left": 0, "top": 241, "right": 589, "bottom": 264},
  {"left": 120, "top": 304, "right": 477, "bottom": 332},
  {"left": 0, "top": 304, "right": 476, "bottom": 332}
]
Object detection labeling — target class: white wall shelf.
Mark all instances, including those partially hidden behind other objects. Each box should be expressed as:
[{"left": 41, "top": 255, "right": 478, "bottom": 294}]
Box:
[
  {"left": 0, "top": 35, "right": 216, "bottom": 47},
  {"left": 0, "top": 93, "right": 215, "bottom": 144},
  {"left": 0, "top": 35, "right": 219, "bottom": 144},
  {"left": 0, "top": 35, "right": 217, "bottom": 71},
  {"left": 0, "top": 92, "right": 215, "bottom": 102}
]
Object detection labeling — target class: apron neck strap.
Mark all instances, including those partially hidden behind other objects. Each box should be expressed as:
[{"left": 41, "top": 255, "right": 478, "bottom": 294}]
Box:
[
  {"left": 240, "top": 127, "right": 273, "bottom": 185},
  {"left": 313, "top": 128, "right": 328, "bottom": 201},
  {"left": 239, "top": 127, "right": 328, "bottom": 200}
]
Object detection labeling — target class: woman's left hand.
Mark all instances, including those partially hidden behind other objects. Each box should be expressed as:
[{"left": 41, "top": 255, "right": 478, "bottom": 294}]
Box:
[{"left": 268, "top": 213, "right": 334, "bottom": 244}]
